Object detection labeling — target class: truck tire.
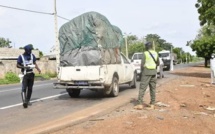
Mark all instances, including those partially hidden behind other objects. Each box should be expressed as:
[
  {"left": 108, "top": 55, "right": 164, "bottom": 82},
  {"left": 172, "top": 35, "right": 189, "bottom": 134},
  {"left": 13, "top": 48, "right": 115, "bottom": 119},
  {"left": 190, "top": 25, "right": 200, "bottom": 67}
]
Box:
[
  {"left": 110, "top": 76, "right": 119, "bottom": 97},
  {"left": 103, "top": 86, "right": 111, "bottom": 96},
  {"left": 130, "top": 72, "right": 136, "bottom": 88},
  {"left": 166, "top": 65, "right": 170, "bottom": 71},
  {"left": 66, "top": 89, "right": 81, "bottom": 98}
]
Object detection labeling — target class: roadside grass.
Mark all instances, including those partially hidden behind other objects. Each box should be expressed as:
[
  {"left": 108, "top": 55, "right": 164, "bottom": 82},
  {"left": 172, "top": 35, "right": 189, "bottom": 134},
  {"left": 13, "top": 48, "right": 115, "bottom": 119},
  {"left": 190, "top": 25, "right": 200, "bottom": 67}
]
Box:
[
  {"left": 0, "top": 72, "right": 57, "bottom": 85},
  {"left": 35, "top": 72, "right": 57, "bottom": 81}
]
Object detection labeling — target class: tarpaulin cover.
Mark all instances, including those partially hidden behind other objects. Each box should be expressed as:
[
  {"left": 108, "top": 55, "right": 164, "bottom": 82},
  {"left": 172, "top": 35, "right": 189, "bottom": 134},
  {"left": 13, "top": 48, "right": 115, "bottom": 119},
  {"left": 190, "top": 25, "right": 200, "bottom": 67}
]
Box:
[{"left": 59, "top": 11, "right": 124, "bottom": 66}]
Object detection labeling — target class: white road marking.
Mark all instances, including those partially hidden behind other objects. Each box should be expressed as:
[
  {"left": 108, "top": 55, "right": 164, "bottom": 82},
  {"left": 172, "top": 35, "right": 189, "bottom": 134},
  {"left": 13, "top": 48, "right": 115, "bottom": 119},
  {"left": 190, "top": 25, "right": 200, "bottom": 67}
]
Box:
[
  {"left": 0, "top": 83, "right": 52, "bottom": 93},
  {"left": 0, "top": 93, "right": 68, "bottom": 110}
]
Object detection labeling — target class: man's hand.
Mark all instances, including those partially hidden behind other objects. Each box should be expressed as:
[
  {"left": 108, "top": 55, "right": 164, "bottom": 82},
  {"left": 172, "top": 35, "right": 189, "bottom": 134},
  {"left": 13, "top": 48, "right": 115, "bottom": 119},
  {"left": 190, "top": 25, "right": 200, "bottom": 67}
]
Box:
[{"left": 38, "top": 69, "right": 41, "bottom": 74}]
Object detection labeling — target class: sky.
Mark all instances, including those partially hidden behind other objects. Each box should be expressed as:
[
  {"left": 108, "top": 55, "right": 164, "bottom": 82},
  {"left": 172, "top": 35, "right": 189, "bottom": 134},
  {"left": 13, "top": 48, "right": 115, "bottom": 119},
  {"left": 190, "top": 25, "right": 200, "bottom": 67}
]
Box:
[{"left": 0, "top": 0, "right": 201, "bottom": 55}]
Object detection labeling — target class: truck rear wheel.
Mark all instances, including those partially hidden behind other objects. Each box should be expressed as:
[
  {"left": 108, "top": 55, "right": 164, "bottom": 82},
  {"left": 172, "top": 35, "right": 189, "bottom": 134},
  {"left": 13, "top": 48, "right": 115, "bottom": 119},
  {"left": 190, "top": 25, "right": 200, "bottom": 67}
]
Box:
[
  {"left": 110, "top": 76, "right": 119, "bottom": 97},
  {"left": 66, "top": 89, "right": 81, "bottom": 98}
]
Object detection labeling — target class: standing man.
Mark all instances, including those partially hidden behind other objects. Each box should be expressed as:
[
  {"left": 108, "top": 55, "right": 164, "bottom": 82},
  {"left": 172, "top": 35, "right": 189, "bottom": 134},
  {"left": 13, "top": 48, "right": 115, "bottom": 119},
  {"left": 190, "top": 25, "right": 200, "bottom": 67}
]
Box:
[
  {"left": 134, "top": 42, "right": 159, "bottom": 110},
  {"left": 17, "top": 44, "right": 41, "bottom": 108}
]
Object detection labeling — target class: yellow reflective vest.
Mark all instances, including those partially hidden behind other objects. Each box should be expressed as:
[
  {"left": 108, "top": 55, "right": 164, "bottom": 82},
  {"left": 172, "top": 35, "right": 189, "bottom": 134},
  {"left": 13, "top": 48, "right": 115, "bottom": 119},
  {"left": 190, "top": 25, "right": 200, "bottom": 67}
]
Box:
[{"left": 144, "top": 50, "right": 158, "bottom": 69}]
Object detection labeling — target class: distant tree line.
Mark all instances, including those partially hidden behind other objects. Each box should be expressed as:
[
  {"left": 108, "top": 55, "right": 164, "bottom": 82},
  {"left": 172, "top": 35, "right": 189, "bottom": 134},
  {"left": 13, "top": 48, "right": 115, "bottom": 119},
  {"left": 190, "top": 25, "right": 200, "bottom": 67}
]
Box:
[{"left": 121, "top": 33, "right": 192, "bottom": 63}]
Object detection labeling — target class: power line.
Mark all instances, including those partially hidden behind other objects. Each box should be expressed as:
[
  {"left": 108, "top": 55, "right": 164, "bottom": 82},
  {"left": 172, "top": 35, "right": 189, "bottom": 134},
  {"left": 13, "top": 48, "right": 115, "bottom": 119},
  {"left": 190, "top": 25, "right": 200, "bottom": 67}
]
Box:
[
  {"left": 57, "top": 15, "right": 70, "bottom": 21},
  {"left": 0, "top": 4, "right": 53, "bottom": 15},
  {"left": 0, "top": 4, "right": 70, "bottom": 21}
]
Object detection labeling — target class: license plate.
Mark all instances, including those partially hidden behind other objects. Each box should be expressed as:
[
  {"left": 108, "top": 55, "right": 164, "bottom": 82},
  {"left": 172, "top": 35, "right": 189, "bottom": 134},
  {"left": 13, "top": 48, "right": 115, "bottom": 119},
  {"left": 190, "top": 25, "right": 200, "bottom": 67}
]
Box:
[{"left": 74, "top": 81, "right": 88, "bottom": 85}]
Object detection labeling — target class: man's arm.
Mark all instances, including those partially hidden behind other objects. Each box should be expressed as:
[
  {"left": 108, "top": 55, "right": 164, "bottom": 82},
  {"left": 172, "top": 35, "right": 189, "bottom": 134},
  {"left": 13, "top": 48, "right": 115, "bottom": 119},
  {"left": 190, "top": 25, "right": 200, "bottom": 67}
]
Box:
[
  {"left": 32, "top": 54, "right": 41, "bottom": 74},
  {"left": 141, "top": 53, "right": 145, "bottom": 72},
  {"left": 17, "top": 63, "right": 24, "bottom": 69},
  {"left": 34, "top": 62, "right": 41, "bottom": 74}
]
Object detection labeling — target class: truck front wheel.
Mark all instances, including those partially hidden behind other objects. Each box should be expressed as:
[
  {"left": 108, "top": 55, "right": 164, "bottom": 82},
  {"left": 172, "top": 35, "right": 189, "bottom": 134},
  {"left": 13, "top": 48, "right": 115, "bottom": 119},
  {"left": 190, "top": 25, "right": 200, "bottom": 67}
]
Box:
[
  {"left": 130, "top": 72, "right": 136, "bottom": 88},
  {"left": 66, "top": 89, "right": 81, "bottom": 98},
  {"left": 110, "top": 77, "right": 119, "bottom": 97}
]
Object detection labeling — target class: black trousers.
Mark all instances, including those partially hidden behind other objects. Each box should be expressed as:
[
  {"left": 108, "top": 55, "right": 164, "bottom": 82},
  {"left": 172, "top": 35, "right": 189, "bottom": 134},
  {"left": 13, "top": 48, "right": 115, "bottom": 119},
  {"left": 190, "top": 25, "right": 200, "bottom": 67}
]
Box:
[{"left": 22, "top": 73, "right": 35, "bottom": 101}]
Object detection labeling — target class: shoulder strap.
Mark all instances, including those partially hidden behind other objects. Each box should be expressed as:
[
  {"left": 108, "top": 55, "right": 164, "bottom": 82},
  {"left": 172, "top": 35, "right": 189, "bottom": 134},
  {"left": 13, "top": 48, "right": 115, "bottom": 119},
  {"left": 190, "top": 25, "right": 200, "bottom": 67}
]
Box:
[
  {"left": 147, "top": 51, "right": 157, "bottom": 65},
  {"left": 20, "top": 54, "right": 26, "bottom": 66}
]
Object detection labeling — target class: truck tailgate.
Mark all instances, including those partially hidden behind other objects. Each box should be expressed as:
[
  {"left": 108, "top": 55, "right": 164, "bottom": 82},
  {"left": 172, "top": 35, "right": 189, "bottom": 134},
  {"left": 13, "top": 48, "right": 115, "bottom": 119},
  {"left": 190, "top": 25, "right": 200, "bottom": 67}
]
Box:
[{"left": 58, "top": 66, "right": 104, "bottom": 81}]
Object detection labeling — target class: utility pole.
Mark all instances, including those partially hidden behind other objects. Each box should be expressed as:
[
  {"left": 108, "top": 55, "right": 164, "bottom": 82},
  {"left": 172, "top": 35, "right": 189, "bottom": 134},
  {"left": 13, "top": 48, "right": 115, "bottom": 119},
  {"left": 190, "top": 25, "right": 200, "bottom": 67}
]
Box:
[
  {"left": 54, "top": 0, "right": 60, "bottom": 73},
  {"left": 152, "top": 41, "right": 155, "bottom": 50},
  {"left": 125, "top": 36, "right": 128, "bottom": 58},
  {"left": 170, "top": 46, "right": 174, "bottom": 71}
]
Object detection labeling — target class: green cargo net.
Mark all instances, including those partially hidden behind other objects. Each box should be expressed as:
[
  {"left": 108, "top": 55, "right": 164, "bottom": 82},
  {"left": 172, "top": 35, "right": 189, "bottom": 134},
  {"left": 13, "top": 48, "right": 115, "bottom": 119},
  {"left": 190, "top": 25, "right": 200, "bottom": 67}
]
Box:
[
  {"left": 59, "top": 11, "right": 124, "bottom": 55},
  {"left": 59, "top": 11, "right": 124, "bottom": 66}
]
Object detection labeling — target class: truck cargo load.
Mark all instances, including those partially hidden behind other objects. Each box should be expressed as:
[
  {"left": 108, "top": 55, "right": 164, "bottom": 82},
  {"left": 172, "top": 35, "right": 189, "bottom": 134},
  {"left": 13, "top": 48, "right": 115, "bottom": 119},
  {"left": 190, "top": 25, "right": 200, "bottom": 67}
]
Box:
[{"left": 58, "top": 11, "right": 124, "bottom": 66}]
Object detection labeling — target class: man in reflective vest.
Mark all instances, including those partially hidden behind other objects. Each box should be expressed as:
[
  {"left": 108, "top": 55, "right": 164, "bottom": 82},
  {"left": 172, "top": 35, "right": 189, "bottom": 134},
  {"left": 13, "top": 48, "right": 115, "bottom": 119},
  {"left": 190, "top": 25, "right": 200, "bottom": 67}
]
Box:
[
  {"left": 17, "top": 44, "right": 41, "bottom": 108},
  {"left": 134, "top": 42, "right": 159, "bottom": 110}
]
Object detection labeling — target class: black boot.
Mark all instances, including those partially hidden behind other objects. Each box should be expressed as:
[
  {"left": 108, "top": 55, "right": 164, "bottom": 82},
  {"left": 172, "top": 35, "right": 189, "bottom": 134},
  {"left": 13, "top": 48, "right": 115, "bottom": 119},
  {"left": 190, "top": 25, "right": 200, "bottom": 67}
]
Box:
[{"left": 21, "top": 92, "right": 28, "bottom": 108}]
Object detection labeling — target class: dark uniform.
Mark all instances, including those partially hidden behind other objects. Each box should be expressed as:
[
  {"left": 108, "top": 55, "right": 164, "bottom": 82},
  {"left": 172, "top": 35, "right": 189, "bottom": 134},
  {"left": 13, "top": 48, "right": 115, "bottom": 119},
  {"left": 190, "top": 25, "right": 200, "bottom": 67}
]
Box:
[
  {"left": 134, "top": 42, "right": 159, "bottom": 110},
  {"left": 17, "top": 45, "right": 41, "bottom": 108}
]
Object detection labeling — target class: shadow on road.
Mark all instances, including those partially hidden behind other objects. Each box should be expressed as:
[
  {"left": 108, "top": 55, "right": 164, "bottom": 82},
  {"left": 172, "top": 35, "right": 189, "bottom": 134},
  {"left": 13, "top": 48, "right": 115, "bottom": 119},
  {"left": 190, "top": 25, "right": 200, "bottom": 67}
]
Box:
[{"left": 55, "top": 86, "right": 135, "bottom": 100}]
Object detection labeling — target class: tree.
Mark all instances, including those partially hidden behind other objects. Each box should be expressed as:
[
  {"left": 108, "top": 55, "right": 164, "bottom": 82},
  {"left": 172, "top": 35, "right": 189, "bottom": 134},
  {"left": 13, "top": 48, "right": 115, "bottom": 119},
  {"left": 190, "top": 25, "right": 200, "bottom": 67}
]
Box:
[
  {"left": 128, "top": 41, "right": 144, "bottom": 58},
  {"left": 127, "top": 35, "right": 138, "bottom": 44},
  {"left": 145, "top": 34, "right": 173, "bottom": 51},
  {"left": 0, "top": 37, "right": 12, "bottom": 48},
  {"left": 191, "top": 24, "right": 215, "bottom": 67},
  {"left": 173, "top": 47, "right": 184, "bottom": 63},
  {"left": 195, "top": 0, "right": 215, "bottom": 26},
  {"left": 196, "top": 24, "right": 215, "bottom": 39},
  {"left": 191, "top": 36, "right": 215, "bottom": 67}
]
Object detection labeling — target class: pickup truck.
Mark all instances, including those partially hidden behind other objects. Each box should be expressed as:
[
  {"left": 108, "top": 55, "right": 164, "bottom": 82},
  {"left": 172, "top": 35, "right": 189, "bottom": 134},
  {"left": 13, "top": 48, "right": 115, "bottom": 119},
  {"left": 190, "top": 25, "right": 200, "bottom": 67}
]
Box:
[
  {"left": 131, "top": 52, "right": 164, "bottom": 80},
  {"left": 53, "top": 53, "right": 136, "bottom": 97}
]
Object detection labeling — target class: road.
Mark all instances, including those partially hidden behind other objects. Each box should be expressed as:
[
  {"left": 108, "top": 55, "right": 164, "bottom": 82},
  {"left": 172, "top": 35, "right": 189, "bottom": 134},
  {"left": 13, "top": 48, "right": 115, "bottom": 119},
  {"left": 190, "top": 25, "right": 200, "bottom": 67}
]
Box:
[{"left": 0, "top": 62, "right": 202, "bottom": 134}]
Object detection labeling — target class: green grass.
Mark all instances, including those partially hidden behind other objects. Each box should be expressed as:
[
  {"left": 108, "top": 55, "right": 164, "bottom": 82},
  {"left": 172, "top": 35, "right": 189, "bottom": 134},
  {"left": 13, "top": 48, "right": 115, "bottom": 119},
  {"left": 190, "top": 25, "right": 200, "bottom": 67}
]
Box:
[
  {"left": 0, "top": 72, "right": 20, "bottom": 84},
  {"left": 0, "top": 72, "right": 57, "bottom": 85}
]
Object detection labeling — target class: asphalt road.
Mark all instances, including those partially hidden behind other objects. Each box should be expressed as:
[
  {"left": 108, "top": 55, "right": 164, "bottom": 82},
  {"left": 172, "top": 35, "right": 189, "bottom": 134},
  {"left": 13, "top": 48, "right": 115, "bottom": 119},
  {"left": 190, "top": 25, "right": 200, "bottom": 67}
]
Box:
[{"left": 0, "top": 62, "right": 202, "bottom": 134}]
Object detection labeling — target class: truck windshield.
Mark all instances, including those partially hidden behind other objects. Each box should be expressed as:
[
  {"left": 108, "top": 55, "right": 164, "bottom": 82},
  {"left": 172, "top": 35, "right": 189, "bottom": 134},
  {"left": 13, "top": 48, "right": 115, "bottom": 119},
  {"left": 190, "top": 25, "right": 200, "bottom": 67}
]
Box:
[
  {"left": 159, "top": 53, "right": 169, "bottom": 57},
  {"left": 133, "top": 54, "right": 143, "bottom": 60}
]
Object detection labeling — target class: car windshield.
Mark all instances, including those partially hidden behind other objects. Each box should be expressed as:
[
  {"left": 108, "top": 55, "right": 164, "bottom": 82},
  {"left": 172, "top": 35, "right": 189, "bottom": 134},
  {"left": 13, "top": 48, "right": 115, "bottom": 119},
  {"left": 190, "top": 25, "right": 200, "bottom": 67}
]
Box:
[
  {"left": 133, "top": 54, "right": 143, "bottom": 60},
  {"left": 159, "top": 53, "right": 169, "bottom": 57}
]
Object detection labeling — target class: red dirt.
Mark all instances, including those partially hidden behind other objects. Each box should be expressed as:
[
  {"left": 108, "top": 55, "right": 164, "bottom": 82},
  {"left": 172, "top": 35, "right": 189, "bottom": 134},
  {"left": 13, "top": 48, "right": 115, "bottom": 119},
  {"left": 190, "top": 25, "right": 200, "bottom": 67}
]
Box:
[{"left": 50, "top": 66, "right": 215, "bottom": 134}]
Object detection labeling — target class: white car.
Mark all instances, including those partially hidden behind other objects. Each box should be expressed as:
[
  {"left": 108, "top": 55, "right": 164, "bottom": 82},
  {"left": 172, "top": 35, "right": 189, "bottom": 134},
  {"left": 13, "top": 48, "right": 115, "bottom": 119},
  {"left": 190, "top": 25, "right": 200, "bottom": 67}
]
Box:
[
  {"left": 54, "top": 53, "right": 136, "bottom": 97},
  {"left": 157, "top": 57, "right": 164, "bottom": 78}
]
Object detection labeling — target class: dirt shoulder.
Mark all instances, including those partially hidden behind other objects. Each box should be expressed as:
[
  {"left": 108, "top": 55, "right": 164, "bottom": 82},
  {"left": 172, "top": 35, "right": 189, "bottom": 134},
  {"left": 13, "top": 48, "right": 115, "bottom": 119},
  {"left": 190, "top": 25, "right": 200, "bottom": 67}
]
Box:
[{"left": 49, "top": 65, "right": 215, "bottom": 134}]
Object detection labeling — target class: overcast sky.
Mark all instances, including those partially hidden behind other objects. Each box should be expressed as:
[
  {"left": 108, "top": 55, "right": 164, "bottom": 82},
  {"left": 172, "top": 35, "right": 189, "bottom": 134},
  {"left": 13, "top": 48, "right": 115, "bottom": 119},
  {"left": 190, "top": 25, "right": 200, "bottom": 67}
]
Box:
[{"left": 0, "top": 0, "right": 200, "bottom": 54}]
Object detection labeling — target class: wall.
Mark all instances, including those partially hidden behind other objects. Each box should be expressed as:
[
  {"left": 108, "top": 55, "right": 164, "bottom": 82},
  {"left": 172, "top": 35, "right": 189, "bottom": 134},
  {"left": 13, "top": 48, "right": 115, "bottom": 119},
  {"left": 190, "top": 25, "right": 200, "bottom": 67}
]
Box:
[
  {"left": 0, "top": 48, "right": 39, "bottom": 59},
  {"left": 0, "top": 58, "right": 56, "bottom": 78}
]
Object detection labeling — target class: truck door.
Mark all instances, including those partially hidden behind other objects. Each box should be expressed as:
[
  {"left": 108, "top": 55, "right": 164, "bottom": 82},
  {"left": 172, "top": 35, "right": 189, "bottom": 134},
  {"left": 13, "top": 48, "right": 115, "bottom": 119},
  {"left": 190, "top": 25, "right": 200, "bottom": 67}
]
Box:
[{"left": 121, "top": 54, "right": 133, "bottom": 82}]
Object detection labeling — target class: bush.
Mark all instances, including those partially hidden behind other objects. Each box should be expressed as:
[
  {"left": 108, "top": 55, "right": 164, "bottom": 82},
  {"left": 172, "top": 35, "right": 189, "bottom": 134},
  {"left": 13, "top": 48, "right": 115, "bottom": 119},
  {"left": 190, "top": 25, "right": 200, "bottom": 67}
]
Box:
[{"left": 5, "top": 72, "right": 20, "bottom": 83}]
